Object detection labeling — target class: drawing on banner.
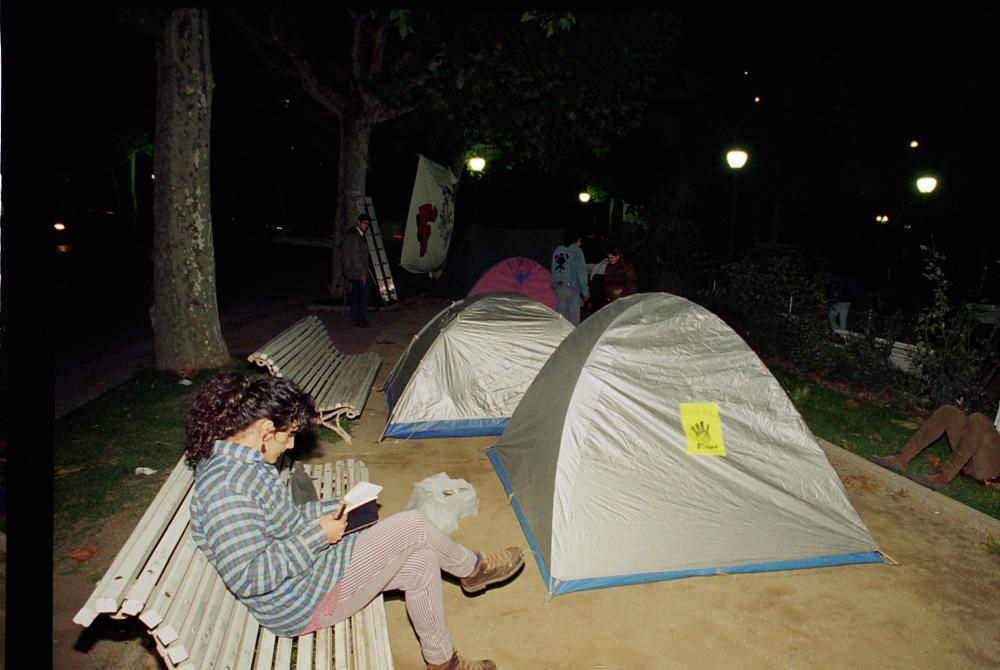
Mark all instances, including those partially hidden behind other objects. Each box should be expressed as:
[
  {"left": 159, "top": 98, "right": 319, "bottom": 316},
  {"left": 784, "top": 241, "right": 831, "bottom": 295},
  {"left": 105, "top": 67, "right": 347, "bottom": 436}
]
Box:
[{"left": 401, "top": 155, "right": 458, "bottom": 274}]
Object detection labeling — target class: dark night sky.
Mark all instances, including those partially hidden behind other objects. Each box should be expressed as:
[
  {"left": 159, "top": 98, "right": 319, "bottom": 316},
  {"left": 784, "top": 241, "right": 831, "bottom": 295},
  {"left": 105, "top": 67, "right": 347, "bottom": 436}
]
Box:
[{"left": 18, "top": 5, "right": 1000, "bottom": 312}]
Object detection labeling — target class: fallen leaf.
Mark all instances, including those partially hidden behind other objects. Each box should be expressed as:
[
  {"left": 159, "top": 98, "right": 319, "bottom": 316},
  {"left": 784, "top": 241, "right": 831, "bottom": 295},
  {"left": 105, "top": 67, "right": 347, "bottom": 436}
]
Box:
[
  {"left": 928, "top": 454, "right": 942, "bottom": 468},
  {"left": 54, "top": 463, "right": 92, "bottom": 478},
  {"left": 71, "top": 543, "right": 99, "bottom": 563}
]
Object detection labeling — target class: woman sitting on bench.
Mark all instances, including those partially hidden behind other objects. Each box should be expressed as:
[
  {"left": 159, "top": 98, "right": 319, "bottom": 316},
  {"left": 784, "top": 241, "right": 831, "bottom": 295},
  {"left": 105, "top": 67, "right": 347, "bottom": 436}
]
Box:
[{"left": 185, "top": 371, "right": 525, "bottom": 670}]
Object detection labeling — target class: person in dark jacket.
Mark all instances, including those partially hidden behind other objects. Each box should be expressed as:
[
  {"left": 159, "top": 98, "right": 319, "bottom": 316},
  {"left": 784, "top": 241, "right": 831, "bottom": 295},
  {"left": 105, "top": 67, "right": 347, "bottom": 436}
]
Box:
[
  {"left": 342, "top": 213, "right": 371, "bottom": 327},
  {"left": 603, "top": 248, "right": 637, "bottom": 304}
]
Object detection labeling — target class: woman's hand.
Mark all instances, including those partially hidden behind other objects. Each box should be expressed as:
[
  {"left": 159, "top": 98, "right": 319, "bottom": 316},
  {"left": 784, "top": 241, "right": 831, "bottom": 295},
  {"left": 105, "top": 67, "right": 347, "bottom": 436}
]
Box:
[{"left": 319, "top": 503, "right": 349, "bottom": 544}]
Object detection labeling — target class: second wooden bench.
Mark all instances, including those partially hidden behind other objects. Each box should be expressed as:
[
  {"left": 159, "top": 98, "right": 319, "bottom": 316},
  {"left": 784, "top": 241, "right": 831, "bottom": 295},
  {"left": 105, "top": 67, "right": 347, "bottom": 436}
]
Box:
[{"left": 248, "top": 316, "right": 382, "bottom": 443}]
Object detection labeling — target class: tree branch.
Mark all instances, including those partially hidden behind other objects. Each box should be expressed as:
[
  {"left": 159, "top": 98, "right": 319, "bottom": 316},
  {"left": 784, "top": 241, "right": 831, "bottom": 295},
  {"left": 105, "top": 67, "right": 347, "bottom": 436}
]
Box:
[{"left": 229, "top": 9, "right": 347, "bottom": 118}]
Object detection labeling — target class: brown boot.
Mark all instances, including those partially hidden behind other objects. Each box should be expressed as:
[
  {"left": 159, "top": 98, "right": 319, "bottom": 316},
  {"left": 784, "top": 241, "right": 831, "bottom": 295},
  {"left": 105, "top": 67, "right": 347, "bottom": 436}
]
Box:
[
  {"left": 460, "top": 547, "right": 525, "bottom": 593},
  {"left": 426, "top": 650, "right": 497, "bottom": 670},
  {"left": 869, "top": 454, "right": 908, "bottom": 474},
  {"left": 907, "top": 471, "right": 952, "bottom": 490}
]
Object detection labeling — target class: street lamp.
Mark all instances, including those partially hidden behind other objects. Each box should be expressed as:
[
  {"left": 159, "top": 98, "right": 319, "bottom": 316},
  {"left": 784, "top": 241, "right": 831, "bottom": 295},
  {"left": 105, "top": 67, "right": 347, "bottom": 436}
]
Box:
[
  {"left": 578, "top": 191, "right": 591, "bottom": 203},
  {"left": 726, "top": 148, "right": 748, "bottom": 259},
  {"left": 726, "top": 149, "right": 748, "bottom": 170},
  {"left": 915, "top": 174, "right": 938, "bottom": 239},
  {"left": 468, "top": 155, "right": 486, "bottom": 174}
]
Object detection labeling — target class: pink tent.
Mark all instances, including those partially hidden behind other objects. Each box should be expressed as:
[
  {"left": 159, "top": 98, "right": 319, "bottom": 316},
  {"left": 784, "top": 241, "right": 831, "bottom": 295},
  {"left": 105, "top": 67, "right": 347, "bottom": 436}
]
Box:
[{"left": 467, "top": 257, "right": 557, "bottom": 310}]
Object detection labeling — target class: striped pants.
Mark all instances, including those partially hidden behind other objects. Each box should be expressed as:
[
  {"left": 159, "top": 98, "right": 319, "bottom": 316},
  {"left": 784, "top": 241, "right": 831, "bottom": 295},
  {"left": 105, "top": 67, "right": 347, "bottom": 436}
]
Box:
[{"left": 312, "top": 510, "right": 477, "bottom": 664}]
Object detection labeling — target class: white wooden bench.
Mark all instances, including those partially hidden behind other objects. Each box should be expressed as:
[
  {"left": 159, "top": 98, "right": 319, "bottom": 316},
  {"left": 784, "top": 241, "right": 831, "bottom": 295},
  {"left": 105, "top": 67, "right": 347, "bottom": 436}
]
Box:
[
  {"left": 248, "top": 316, "right": 381, "bottom": 443},
  {"left": 74, "top": 457, "right": 394, "bottom": 670},
  {"left": 834, "top": 328, "right": 924, "bottom": 374}
]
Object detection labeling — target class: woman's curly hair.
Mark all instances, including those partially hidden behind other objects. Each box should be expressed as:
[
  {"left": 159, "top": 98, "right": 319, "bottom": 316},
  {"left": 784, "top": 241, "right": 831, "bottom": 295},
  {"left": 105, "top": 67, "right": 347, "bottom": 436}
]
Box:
[{"left": 184, "top": 371, "right": 317, "bottom": 467}]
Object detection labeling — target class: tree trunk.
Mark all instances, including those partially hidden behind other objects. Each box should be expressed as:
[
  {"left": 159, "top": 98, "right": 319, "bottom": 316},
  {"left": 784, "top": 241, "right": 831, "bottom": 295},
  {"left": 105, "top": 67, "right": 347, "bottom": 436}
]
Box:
[
  {"left": 151, "top": 8, "right": 230, "bottom": 371},
  {"left": 330, "top": 112, "right": 373, "bottom": 297}
]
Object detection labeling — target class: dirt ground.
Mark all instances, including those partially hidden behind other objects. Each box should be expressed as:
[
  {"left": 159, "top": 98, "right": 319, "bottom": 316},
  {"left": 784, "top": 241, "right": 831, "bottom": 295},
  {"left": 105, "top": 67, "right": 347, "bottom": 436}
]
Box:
[{"left": 53, "top": 295, "right": 1000, "bottom": 669}]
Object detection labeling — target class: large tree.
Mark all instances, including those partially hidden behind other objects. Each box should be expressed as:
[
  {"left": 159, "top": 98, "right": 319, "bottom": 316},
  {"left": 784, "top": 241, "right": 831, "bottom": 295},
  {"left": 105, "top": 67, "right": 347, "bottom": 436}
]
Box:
[
  {"left": 151, "top": 8, "right": 230, "bottom": 370},
  {"left": 229, "top": 9, "right": 675, "bottom": 294}
]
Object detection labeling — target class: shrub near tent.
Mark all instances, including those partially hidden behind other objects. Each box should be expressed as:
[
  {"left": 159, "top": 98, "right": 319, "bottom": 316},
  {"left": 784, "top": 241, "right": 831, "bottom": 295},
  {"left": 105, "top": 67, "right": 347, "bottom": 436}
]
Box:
[
  {"left": 381, "top": 293, "right": 573, "bottom": 440},
  {"left": 489, "top": 292, "right": 884, "bottom": 596}
]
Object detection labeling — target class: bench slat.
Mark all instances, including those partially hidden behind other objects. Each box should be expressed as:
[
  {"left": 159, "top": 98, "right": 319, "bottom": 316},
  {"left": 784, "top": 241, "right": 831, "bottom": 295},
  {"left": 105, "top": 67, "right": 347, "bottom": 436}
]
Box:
[
  {"left": 234, "top": 609, "right": 261, "bottom": 670},
  {"left": 155, "top": 541, "right": 214, "bottom": 648},
  {"left": 296, "top": 633, "right": 315, "bottom": 670},
  {"left": 165, "top": 554, "right": 228, "bottom": 664},
  {"left": 315, "top": 625, "right": 333, "bottom": 670},
  {"left": 122, "top": 484, "right": 195, "bottom": 616},
  {"left": 141, "top": 531, "right": 199, "bottom": 630},
  {"left": 195, "top": 586, "right": 239, "bottom": 669},
  {"left": 74, "top": 457, "right": 194, "bottom": 625},
  {"left": 254, "top": 630, "right": 278, "bottom": 670},
  {"left": 274, "top": 636, "right": 294, "bottom": 670},
  {"left": 214, "top": 601, "right": 253, "bottom": 670}
]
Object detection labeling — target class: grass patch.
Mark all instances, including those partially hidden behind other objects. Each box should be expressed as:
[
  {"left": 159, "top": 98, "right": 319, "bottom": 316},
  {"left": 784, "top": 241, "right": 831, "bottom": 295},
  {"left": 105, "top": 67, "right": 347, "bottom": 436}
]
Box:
[
  {"left": 53, "top": 360, "right": 346, "bottom": 554},
  {"left": 53, "top": 367, "right": 215, "bottom": 549},
  {"left": 769, "top": 366, "right": 1000, "bottom": 520}
]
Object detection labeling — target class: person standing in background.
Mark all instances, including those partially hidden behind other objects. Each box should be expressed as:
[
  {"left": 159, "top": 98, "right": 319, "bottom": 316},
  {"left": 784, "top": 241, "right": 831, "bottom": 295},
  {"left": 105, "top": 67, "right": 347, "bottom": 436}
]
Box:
[
  {"left": 551, "top": 229, "right": 590, "bottom": 325},
  {"left": 603, "top": 248, "right": 638, "bottom": 304},
  {"left": 343, "top": 213, "right": 371, "bottom": 327},
  {"left": 827, "top": 271, "right": 856, "bottom": 334}
]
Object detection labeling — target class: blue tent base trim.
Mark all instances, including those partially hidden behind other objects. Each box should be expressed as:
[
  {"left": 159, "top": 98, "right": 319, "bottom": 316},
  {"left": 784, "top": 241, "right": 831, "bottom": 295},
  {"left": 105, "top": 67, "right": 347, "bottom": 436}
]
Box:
[
  {"left": 384, "top": 417, "right": 510, "bottom": 440},
  {"left": 487, "top": 448, "right": 887, "bottom": 597}
]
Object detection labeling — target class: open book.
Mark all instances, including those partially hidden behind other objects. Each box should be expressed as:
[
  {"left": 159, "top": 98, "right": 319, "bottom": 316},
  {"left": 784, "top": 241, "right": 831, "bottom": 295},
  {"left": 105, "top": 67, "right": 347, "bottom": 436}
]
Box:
[{"left": 341, "top": 481, "right": 383, "bottom": 533}]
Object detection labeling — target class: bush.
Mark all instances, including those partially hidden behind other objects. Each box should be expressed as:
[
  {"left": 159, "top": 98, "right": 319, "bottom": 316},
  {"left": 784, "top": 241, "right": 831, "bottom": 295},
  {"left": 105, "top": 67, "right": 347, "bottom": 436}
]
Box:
[
  {"left": 704, "top": 243, "right": 915, "bottom": 395},
  {"left": 909, "top": 244, "right": 1000, "bottom": 412},
  {"left": 705, "top": 243, "right": 827, "bottom": 363}
]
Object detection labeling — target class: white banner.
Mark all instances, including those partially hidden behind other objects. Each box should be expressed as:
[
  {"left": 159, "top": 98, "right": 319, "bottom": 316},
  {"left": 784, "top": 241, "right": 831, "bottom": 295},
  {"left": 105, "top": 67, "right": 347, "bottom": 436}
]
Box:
[{"left": 401, "top": 155, "right": 458, "bottom": 274}]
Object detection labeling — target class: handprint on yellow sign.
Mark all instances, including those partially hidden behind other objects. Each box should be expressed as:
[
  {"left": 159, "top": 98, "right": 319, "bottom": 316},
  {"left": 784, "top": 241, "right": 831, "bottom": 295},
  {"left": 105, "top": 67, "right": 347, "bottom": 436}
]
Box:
[{"left": 680, "top": 403, "right": 726, "bottom": 456}]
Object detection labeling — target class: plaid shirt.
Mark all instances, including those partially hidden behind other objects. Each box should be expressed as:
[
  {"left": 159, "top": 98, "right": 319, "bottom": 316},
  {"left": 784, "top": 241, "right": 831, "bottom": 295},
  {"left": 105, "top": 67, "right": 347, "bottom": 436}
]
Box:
[{"left": 190, "top": 440, "right": 356, "bottom": 636}]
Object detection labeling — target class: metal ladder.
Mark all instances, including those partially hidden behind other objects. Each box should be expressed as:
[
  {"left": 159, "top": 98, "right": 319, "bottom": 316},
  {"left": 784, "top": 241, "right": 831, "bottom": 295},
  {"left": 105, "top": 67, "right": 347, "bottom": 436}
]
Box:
[{"left": 351, "top": 194, "right": 398, "bottom": 306}]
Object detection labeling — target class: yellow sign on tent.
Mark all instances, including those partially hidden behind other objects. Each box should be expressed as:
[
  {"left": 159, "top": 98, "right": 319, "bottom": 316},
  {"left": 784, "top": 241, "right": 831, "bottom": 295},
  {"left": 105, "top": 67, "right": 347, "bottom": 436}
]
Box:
[{"left": 680, "top": 403, "right": 726, "bottom": 456}]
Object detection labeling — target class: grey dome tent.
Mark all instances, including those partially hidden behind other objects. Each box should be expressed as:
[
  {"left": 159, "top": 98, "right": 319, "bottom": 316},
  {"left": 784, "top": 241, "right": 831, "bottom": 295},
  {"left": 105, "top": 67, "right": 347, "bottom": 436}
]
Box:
[
  {"left": 488, "top": 293, "right": 883, "bottom": 596},
  {"left": 382, "top": 292, "right": 573, "bottom": 440}
]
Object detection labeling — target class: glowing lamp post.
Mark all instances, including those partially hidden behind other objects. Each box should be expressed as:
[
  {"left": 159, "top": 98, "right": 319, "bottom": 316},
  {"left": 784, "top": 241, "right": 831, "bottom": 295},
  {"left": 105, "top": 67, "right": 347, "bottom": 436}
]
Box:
[
  {"left": 578, "top": 191, "right": 591, "bottom": 203},
  {"left": 726, "top": 148, "right": 748, "bottom": 259},
  {"left": 916, "top": 176, "right": 937, "bottom": 194},
  {"left": 468, "top": 156, "right": 486, "bottom": 173},
  {"left": 915, "top": 175, "right": 938, "bottom": 237},
  {"left": 726, "top": 149, "right": 748, "bottom": 170}
]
